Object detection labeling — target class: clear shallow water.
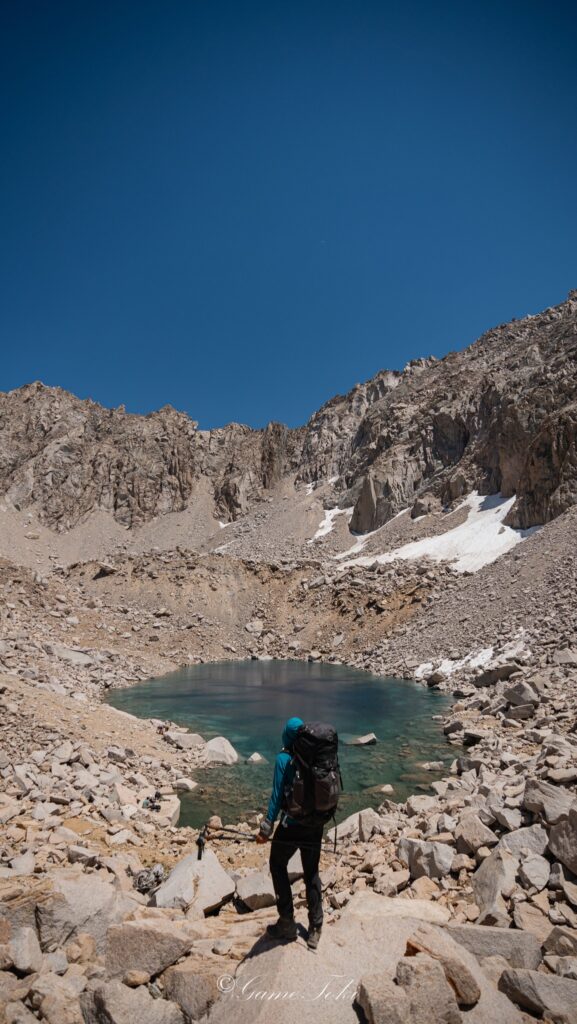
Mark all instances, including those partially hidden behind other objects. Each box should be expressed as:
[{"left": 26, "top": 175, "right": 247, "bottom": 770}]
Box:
[{"left": 107, "top": 660, "right": 454, "bottom": 828}]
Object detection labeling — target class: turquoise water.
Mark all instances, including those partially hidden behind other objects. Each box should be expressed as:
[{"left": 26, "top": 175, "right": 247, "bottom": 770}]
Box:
[{"left": 107, "top": 660, "right": 454, "bottom": 828}]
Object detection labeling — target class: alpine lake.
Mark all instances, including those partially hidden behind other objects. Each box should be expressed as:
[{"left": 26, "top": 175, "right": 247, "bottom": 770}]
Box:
[{"left": 106, "top": 659, "right": 455, "bottom": 829}]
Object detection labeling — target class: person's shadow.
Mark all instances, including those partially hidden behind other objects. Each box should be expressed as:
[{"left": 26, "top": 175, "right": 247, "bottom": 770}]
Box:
[{"left": 237, "top": 921, "right": 309, "bottom": 965}]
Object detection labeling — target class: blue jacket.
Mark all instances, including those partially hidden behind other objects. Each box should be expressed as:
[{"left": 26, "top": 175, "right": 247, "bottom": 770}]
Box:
[{"left": 265, "top": 716, "right": 303, "bottom": 825}]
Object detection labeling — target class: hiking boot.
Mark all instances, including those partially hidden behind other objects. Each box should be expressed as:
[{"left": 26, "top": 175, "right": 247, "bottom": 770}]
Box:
[
  {"left": 266, "top": 917, "right": 298, "bottom": 941},
  {"left": 307, "top": 925, "right": 322, "bottom": 951}
]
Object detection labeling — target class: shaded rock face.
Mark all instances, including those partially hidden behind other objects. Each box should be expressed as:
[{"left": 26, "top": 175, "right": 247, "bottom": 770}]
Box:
[
  {"left": 1, "top": 291, "right": 576, "bottom": 532},
  {"left": 345, "top": 294, "right": 577, "bottom": 533}
]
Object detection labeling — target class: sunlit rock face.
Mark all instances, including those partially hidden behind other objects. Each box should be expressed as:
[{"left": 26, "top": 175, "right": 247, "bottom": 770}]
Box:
[{"left": 1, "top": 291, "right": 575, "bottom": 533}]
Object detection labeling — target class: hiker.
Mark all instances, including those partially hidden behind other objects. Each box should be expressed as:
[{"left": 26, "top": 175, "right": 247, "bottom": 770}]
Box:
[{"left": 256, "top": 716, "right": 341, "bottom": 951}]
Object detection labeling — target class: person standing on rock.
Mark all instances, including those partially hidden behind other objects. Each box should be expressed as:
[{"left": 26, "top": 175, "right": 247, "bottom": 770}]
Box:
[{"left": 256, "top": 716, "right": 341, "bottom": 952}]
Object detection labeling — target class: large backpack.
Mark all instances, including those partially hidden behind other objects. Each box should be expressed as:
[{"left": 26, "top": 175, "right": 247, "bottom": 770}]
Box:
[{"left": 282, "top": 721, "right": 342, "bottom": 826}]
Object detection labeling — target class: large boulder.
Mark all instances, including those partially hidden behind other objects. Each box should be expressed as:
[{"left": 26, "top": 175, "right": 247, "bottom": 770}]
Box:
[
  {"left": 549, "top": 807, "right": 577, "bottom": 874},
  {"left": 518, "top": 853, "right": 550, "bottom": 891},
  {"left": 398, "top": 838, "right": 454, "bottom": 880},
  {"left": 81, "top": 980, "right": 184, "bottom": 1024},
  {"left": 405, "top": 795, "right": 438, "bottom": 817},
  {"left": 9, "top": 928, "right": 43, "bottom": 974},
  {"left": 544, "top": 926, "right": 577, "bottom": 957},
  {"left": 166, "top": 731, "right": 205, "bottom": 751},
  {"left": 356, "top": 973, "right": 409, "bottom": 1023},
  {"left": 37, "top": 870, "right": 139, "bottom": 954},
  {"left": 161, "top": 960, "right": 220, "bottom": 1021},
  {"left": 344, "top": 891, "right": 451, "bottom": 925},
  {"left": 405, "top": 924, "right": 480, "bottom": 1007},
  {"left": 446, "top": 923, "right": 542, "bottom": 969},
  {"left": 523, "top": 779, "right": 575, "bottom": 825},
  {"left": 503, "top": 680, "right": 541, "bottom": 707},
  {"left": 156, "top": 795, "right": 181, "bottom": 828},
  {"left": 4, "top": 1001, "right": 39, "bottom": 1023},
  {"left": 359, "top": 808, "right": 388, "bottom": 841},
  {"left": 152, "top": 851, "right": 235, "bottom": 914},
  {"left": 327, "top": 810, "right": 361, "bottom": 842},
  {"left": 499, "top": 968, "right": 577, "bottom": 1023},
  {"left": 473, "top": 664, "right": 517, "bottom": 687},
  {"left": 512, "top": 902, "right": 552, "bottom": 944},
  {"left": 499, "top": 825, "right": 548, "bottom": 858},
  {"left": 455, "top": 814, "right": 498, "bottom": 854},
  {"left": 50, "top": 644, "right": 94, "bottom": 667},
  {"left": 553, "top": 648, "right": 577, "bottom": 667},
  {"left": 471, "top": 848, "right": 517, "bottom": 926},
  {"left": 106, "top": 918, "right": 201, "bottom": 979},
  {"left": 0, "top": 796, "right": 19, "bottom": 825},
  {"left": 487, "top": 801, "right": 522, "bottom": 833},
  {"left": 204, "top": 737, "right": 239, "bottom": 765},
  {"left": 395, "top": 955, "right": 462, "bottom": 1024},
  {"left": 29, "top": 971, "right": 86, "bottom": 1024},
  {"left": 235, "top": 871, "right": 276, "bottom": 910}
]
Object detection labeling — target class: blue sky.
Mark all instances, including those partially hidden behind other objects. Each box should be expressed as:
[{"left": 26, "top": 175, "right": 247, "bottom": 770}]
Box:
[{"left": 1, "top": 1, "right": 576, "bottom": 428}]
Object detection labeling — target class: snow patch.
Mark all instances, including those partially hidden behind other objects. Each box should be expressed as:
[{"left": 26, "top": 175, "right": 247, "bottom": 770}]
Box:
[
  {"left": 309, "top": 506, "right": 354, "bottom": 542},
  {"left": 415, "top": 646, "right": 494, "bottom": 680},
  {"left": 218, "top": 521, "right": 230, "bottom": 529},
  {"left": 339, "top": 493, "right": 539, "bottom": 573},
  {"left": 305, "top": 482, "right": 315, "bottom": 496},
  {"left": 414, "top": 630, "right": 529, "bottom": 681}
]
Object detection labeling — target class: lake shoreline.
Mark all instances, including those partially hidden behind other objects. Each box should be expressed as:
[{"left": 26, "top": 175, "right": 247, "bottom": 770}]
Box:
[{"left": 105, "top": 658, "right": 455, "bottom": 828}]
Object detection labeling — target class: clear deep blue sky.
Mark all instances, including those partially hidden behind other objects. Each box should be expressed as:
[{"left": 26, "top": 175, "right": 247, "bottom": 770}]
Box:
[{"left": 2, "top": 1, "right": 576, "bottom": 428}]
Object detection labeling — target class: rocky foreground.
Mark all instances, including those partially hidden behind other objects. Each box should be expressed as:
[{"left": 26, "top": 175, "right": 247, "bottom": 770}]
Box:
[{"left": 1, "top": 541, "right": 577, "bottom": 1022}]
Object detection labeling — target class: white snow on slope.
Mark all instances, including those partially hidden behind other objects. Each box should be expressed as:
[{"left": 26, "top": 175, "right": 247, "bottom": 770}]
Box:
[
  {"left": 339, "top": 492, "right": 539, "bottom": 573},
  {"left": 415, "top": 646, "right": 494, "bottom": 681},
  {"left": 414, "top": 631, "right": 529, "bottom": 681},
  {"left": 309, "top": 506, "right": 354, "bottom": 542}
]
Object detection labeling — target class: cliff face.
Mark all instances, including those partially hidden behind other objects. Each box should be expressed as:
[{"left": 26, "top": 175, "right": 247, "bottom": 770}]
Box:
[
  {"left": 1, "top": 290, "right": 576, "bottom": 533},
  {"left": 298, "top": 290, "right": 577, "bottom": 532},
  {"left": 0, "top": 386, "right": 282, "bottom": 529}
]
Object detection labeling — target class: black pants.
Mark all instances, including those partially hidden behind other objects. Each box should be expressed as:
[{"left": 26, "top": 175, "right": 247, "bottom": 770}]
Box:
[{"left": 269, "top": 820, "right": 323, "bottom": 928}]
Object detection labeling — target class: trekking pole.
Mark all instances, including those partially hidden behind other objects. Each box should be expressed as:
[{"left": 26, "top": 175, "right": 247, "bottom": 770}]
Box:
[
  {"left": 196, "top": 822, "right": 257, "bottom": 859},
  {"left": 196, "top": 824, "right": 208, "bottom": 860},
  {"left": 207, "top": 824, "right": 339, "bottom": 849},
  {"left": 208, "top": 825, "right": 258, "bottom": 841}
]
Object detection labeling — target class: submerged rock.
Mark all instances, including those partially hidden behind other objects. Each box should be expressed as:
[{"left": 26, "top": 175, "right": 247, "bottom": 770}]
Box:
[
  {"left": 205, "top": 737, "right": 239, "bottom": 765},
  {"left": 346, "top": 733, "right": 377, "bottom": 746}
]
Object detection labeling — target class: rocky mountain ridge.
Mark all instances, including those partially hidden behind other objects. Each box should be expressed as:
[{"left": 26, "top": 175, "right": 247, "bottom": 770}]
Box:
[{"left": 2, "top": 290, "right": 576, "bottom": 539}]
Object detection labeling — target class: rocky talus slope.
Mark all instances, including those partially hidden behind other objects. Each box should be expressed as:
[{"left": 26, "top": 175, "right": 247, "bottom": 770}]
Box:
[{"left": 1, "top": 290, "right": 577, "bottom": 1023}]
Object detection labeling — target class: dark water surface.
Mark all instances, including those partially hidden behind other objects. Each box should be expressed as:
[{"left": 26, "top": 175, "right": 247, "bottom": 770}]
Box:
[{"left": 107, "top": 660, "right": 454, "bottom": 828}]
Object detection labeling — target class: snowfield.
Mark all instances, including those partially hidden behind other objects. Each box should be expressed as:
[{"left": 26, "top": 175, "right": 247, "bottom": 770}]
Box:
[{"left": 338, "top": 492, "right": 540, "bottom": 573}]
